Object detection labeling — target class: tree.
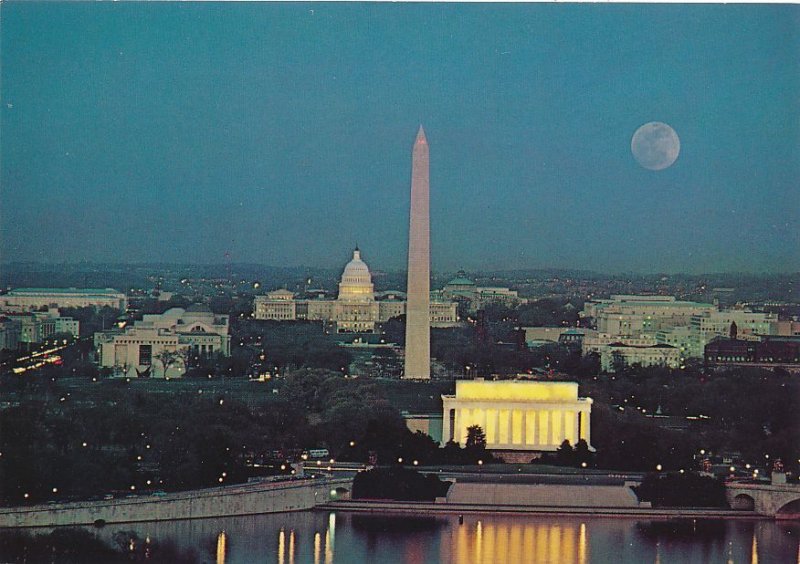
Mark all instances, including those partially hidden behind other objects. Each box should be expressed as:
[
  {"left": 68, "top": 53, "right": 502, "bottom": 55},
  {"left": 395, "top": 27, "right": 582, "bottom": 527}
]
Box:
[
  {"left": 575, "top": 439, "right": 593, "bottom": 466},
  {"left": 556, "top": 440, "right": 575, "bottom": 466},
  {"left": 155, "top": 350, "right": 179, "bottom": 378},
  {"left": 465, "top": 425, "right": 487, "bottom": 451}
]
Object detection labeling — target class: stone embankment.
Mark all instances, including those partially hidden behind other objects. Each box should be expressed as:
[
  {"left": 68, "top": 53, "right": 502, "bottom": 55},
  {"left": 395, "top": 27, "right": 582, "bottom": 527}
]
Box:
[{"left": 0, "top": 477, "right": 353, "bottom": 528}]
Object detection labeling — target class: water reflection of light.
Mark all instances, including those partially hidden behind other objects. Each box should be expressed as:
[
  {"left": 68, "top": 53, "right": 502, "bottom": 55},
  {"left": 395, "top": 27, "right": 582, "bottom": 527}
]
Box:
[
  {"left": 278, "top": 528, "right": 285, "bottom": 564},
  {"left": 578, "top": 523, "right": 587, "bottom": 564},
  {"left": 289, "top": 529, "right": 296, "bottom": 564},
  {"left": 216, "top": 531, "right": 227, "bottom": 564},
  {"left": 314, "top": 532, "right": 321, "bottom": 564},
  {"left": 751, "top": 528, "right": 758, "bottom": 564},
  {"left": 447, "top": 518, "right": 591, "bottom": 564},
  {"left": 325, "top": 513, "right": 336, "bottom": 564}
]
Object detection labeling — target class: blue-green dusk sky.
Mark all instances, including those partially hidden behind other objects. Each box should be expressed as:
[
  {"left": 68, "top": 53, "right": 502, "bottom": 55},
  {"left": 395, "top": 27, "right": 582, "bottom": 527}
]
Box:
[{"left": 2, "top": 3, "right": 798, "bottom": 273}]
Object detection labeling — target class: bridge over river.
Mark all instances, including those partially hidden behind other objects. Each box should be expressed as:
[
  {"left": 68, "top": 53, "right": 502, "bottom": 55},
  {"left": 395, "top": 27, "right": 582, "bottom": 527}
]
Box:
[{"left": 726, "top": 482, "right": 800, "bottom": 519}]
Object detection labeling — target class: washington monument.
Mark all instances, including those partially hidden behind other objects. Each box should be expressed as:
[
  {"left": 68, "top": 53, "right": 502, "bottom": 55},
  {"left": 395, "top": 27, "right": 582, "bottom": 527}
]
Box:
[{"left": 403, "top": 126, "right": 431, "bottom": 380}]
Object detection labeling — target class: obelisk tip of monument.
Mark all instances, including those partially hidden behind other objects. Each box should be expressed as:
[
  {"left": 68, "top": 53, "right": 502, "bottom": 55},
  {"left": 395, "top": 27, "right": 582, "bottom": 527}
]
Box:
[{"left": 416, "top": 125, "right": 427, "bottom": 144}]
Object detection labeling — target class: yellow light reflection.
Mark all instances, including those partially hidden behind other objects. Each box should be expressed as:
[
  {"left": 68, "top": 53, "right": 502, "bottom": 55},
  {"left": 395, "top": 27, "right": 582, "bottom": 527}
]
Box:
[
  {"left": 475, "top": 520, "right": 482, "bottom": 564},
  {"left": 325, "top": 513, "right": 336, "bottom": 564},
  {"left": 314, "top": 532, "right": 321, "bottom": 564},
  {"left": 216, "top": 531, "right": 226, "bottom": 564},
  {"left": 548, "top": 525, "right": 561, "bottom": 564},
  {"left": 578, "top": 522, "right": 587, "bottom": 564},
  {"left": 447, "top": 520, "right": 591, "bottom": 564},
  {"left": 751, "top": 528, "right": 758, "bottom": 564},
  {"left": 278, "top": 528, "right": 285, "bottom": 564},
  {"left": 289, "top": 529, "right": 295, "bottom": 564}
]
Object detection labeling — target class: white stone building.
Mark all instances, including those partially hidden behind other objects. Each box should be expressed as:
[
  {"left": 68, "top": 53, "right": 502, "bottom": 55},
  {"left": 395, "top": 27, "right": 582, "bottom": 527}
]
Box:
[
  {"left": 687, "top": 310, "right": 778, "bottom": 357},
  {"left": 440, "top": 271, "right": 523, "bottom": 312},
  {"left": 95, "top": 305, "right": 230, "bottom": 378},
  {"left": 597, "top": 343, "right": 681, "bottom": 372},
  {"left": 441, "top": 379, "right": 593, "bottom": 455},
  {"left": 254, "top": 249, "right": 458, "bottom": 332},
  {"left": 0, "top": 288, "right": 127, "bottom": 312},
  {"left": 1, "top": 310, "right": 80, "bottom": 344},
  {"left": 583, "top": 295, "right": 715, "bottom": 336}
]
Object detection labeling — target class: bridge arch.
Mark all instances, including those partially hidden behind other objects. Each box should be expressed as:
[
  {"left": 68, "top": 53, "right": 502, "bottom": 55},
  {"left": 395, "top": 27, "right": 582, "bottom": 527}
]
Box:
[
  {"left": 731, "top": 493, "right": 755, "bottom": 511},
  {"left": 775, "top": 497, "right": 800, "bottom": 517}
]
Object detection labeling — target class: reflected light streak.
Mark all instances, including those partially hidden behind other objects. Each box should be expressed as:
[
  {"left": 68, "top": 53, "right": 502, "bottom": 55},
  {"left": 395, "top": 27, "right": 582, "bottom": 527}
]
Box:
[
  {"left": 289, "top": 529, "right": 295, "bottom": 564},
  {"left": 475, "top": 520, "right": 483, "bottom": 564},
  {"left": 578, "top": 522, "right": 587, "bottom": 564},
  {"left": 216, "top": 531, "right": 226, "bottom": 564},
  {"left": 314, "top": 532, "right": 321, "bottom": 564},
  {"left": 450, "top": 519, "right": 593, "bottom": 563},
  {"left": 548, "top": 525, "right": 560, "bottom": 564},
  {"left": 278, "top": 528, "right": 285, "bottom": 564}
]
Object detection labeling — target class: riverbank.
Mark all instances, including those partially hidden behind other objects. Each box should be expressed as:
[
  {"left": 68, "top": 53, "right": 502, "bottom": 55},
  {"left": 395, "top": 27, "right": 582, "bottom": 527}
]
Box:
[
  {"left": 318, "top": 499, "right": 765, "bottom": 519},
  {"left": 0, "top": 477, "right": 353, "bottom": 529}
]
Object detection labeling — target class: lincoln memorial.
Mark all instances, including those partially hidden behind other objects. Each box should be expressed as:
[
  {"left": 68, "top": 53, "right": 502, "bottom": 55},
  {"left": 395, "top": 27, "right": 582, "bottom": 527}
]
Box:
[{"left": 442, "top": 380, "right": 593, "bottom": 455}]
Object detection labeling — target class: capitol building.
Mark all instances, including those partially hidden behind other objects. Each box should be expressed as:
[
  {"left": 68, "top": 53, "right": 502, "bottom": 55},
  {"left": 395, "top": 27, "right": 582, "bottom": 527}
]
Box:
[{"left": 254, "top": 248, "right": 458, "bottom": 332}]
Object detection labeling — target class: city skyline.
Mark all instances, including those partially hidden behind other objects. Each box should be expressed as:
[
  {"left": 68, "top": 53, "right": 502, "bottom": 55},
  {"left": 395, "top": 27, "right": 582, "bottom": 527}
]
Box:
[{"left": 2, "top": 4, "right": 798, "bottom": 274}]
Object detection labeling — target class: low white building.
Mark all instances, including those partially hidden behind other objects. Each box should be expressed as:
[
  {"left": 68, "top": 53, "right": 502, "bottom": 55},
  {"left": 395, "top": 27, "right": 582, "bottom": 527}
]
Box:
[
  {"left": 596, "top": 343, "right": 681, "bottom": 372},
  {"left": 0, "top": 288, "right": 127, "bottom": 312},
  {"left": 583, "top": 295, "right": 715, "bottom": 336},
  {"left": 687, "top": 310, "right": 777, "bottom": 357},
  {"left": 441, "top": 379, "right": 593, "bottom": 456},
  {"left": 95, "top": 305, "right": 230, "bottom": 378},
  {"left": 1, "top": 310, "right": 80, "bottom": 344},
  {"left": 440, "top": 271, "right": 524, "bottom": 312}
]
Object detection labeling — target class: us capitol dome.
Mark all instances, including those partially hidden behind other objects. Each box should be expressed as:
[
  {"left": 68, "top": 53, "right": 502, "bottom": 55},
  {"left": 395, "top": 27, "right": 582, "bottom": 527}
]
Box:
[
  {"left": 253, "top": 247, "right": 458, "bottom": 333},
  {"left": 337, "top": 248, "right": 375, "bottom": 302}
]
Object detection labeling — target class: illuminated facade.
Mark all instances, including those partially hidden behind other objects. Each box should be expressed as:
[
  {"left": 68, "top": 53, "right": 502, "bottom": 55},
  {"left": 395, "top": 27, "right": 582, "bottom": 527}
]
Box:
[
  {"left": 442, "top": 380, "right": 593, "bottom": 453},
  {"left": 0, "top": 288, "right": 127, "bottom": 312},
  {"left": 95, "top": 305, "right": 230, "bottom": 378},
  {"left": 254, "top": 248, "right": 458, "bottom": 332}
]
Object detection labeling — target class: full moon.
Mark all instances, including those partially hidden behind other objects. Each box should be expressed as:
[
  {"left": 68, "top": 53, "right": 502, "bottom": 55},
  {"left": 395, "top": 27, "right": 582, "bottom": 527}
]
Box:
[{"left": 631, "top": 122, "right": 680, "bottom": 170}]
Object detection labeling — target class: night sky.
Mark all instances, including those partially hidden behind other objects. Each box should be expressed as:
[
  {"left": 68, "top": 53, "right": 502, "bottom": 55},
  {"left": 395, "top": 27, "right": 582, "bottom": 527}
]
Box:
[{"left": 2, "top": 3, "right": 798, "bottom": 273}]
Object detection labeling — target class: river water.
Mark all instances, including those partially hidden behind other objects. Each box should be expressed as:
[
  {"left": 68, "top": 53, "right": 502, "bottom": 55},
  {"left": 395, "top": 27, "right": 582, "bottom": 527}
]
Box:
[{"left": 84, "top": 511, "right": 799, "bottom": 564}]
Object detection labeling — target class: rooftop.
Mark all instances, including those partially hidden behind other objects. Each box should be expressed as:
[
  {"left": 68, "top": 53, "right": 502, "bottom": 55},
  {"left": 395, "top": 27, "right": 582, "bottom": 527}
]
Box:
[{"left": 8, "top": 288, "right": 124, "bottom": 295}]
